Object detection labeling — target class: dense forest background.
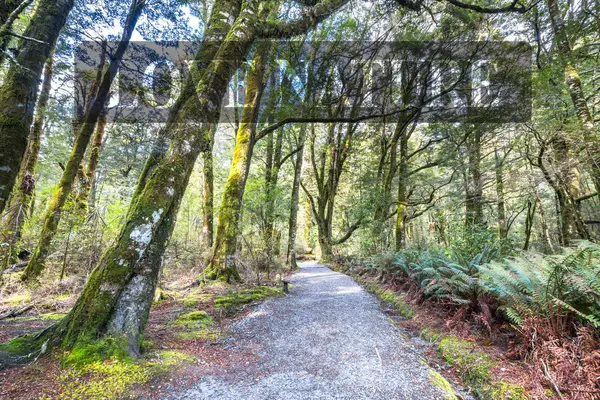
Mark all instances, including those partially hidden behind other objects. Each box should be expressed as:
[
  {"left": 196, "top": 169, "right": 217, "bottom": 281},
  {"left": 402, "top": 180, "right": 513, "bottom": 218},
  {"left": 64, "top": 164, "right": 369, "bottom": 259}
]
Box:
[{"left": 0, "top": 0, "right": 599, "bottom": 398}]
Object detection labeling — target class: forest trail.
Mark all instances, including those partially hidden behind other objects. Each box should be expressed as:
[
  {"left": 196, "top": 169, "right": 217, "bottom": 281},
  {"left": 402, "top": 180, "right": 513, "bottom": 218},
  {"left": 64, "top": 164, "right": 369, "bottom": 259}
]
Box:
[{"left": 169, "top": 262, "right": 451, "bottom": 400}]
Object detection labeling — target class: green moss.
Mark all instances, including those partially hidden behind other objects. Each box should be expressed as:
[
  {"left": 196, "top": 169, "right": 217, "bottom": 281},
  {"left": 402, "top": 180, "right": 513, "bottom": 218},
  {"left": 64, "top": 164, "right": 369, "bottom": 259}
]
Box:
[
  {"left": 171, "top": 311, "right": 214, "bottom": 329},
  {"left": 421, "top": 328, "right": 442, "bottom": 342},
  {"left": 59, "top": 358, "right": 151, "bottom": 400},
  {"left": 489, "top": 381, "right": 528, "bottom": 400},
  {"left": 39, "top": 312, "right": 66, "bottom": 320},
  {"left": 436, "top": 336, "right": 529, "bottom": 399},
  {"left": 176, "top": 329, "right": 222, "bottom": 340},
  {"left": 366, "top": 285, "right": 414, "bottom": 319},
  {"left": 6, "top": 293, "right": 31, "bottom": 305},
  {"left": 179, "top": 293, "right": 213, "bottom": 307},
  {"left": 214, "top": 286, "right": 282, "bottom": 310},
  {"left": 53, "top": 293, "right": 71, "bottom": 301},
  {"left": 62, "top": 337, "right": 131, "bottom": 368},
  {"left": 428, "top": 369, "right": 459, "bottom": 400},
  {"left": 0, "top": 335, "right": 38, "bottom": 355},
  {"left": 438, "top": 336, "right": 494, "bottom": 387}
]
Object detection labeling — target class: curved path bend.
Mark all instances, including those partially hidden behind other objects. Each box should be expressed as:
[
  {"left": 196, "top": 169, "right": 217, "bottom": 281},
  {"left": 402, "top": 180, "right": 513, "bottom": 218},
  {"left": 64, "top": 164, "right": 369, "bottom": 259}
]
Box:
[{"left": 171, "top": 262, "right": 450, "bottom": 400}]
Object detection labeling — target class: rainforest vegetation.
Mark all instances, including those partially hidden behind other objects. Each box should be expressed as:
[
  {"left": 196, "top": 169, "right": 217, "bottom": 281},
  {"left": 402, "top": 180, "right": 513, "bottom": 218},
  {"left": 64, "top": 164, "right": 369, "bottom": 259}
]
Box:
[{"left": 0, "top": 0, "right": 599, "bottom": 398}]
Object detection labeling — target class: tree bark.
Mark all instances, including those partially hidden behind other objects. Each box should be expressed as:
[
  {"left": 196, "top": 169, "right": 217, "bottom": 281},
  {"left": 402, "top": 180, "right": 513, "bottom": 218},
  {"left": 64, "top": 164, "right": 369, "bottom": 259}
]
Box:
[
  {"left": 465, "top": 127, "right": 484, "bottom": 228},
  {"left": 204, "top": 39, "right": 272, "bottom": 282},
  {"left": 546, "top": 0, "right": 600, "bottom": 194},
  {"left": 495, "top": 148, "right": 507, "bottom": 239},
  {"left": 287, "top": 126, "right": 307, "bottom": 269},
  {"left": 21, "top": 0, "right": 145, "bottom": 281},
  {"left": 201, "top": 124, "right": 215, "bottom": 248},
  {"left": 1, "top": 50, "right": 54, "bottom": 266},
  {"left": 0, "top": 0, "right": 74, "bottom": 214}
]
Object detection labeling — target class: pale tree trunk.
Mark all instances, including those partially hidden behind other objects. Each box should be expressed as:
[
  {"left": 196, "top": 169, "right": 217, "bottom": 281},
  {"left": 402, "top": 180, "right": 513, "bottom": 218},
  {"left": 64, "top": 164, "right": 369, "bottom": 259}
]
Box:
[
  {"left": 21, "top": 0, "right": 146, "bottom": 281},
  {"left": 1, "top": 50, "right": 54, "bottom": 266},
  {"left": 395, "top": 129, "right": 409, "bottom": 251},
  {"left": 0, "top": 0, "right": 74, "bottom": 214}
]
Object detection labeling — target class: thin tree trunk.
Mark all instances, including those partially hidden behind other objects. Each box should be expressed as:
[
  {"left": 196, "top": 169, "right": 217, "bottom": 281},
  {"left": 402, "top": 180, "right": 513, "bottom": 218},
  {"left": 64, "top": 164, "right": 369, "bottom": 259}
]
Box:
[
  {"left": 201, "top": 124, "right": 215, "bottom": 248},
  {"left": 495, "top": 148, "right": 507, "bottom": 239},
  {"left": 21, "top": 0, "right": 146, "bottom": 281},
  {"left": 76, "top": 105, "right": 108, "bottom": 212},
  {"left": 0, "top": 0, "right": 74, "bottom": 214},
  {"left": 1, "top": 50, "right": 54, "bottom": 266},
  {"left": 523, "top": 198, "right": 536, "bottom": 251},
  {"left": 465, "top": 128, "right": 484, "bottom": 228},
  {"left": 287, "top": 126, "right": 306, "bottom": 269}
]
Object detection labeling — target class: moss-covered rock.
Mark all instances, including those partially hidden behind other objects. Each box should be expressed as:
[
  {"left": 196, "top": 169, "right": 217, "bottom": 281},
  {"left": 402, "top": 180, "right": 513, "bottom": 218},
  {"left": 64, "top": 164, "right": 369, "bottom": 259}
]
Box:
[{"left": 62, "top": 336, "right": 131, "bottom": 368}]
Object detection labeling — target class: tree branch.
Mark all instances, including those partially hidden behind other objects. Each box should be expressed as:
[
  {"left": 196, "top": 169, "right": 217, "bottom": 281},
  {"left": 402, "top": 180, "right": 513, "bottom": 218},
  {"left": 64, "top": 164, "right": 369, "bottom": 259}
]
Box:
[{"left": 444, "top": 0, "right": 529, "bottom": 14}]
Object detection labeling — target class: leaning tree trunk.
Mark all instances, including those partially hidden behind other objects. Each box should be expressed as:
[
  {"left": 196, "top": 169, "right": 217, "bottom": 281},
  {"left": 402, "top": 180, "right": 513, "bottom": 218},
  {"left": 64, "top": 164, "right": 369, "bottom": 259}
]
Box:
[
  {"left": 0, "top": 0, "right": 74, "bottom": 214},
  {"left": 76, "top": 105, "right": 108, "bottom": 212},
  {"left": 21, "top": 0, "right": 145, "bottom": 282},
  {"left": 204, "top": 40, "right": 271, "bottom": 282},
  {"left": 1, "top": 51, "right": 54, "bottom": 266}
]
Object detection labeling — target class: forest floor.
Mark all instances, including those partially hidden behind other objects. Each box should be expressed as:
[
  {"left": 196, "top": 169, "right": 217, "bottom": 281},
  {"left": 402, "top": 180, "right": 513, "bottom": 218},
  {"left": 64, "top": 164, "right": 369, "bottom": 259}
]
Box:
[
  {"left": 0, "top": 261, "right": 477, "bottom": 399},
  {"left": 157, "top": 261, "right": 456, "bottom": 400}
]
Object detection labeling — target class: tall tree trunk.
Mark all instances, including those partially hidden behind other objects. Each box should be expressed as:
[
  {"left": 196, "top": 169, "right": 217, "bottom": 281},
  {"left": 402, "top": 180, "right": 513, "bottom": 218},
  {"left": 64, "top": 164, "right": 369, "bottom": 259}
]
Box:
[
  {"left": 523, "top": 198, "right": 536, "bottom": 251},
  {"left": 204, "top": 40, "right": 271, "bottom": 282},
  {"left": 263, "top": 128, "right": 283, "bottom": 269},
  {"left": 287, "top": 126, "right": 306, "bottom": 269},
  {"left": 201, "top": 124, "right": 215, "bottom": 248},
  {"left": 24, "top": 0, "right": 254, "bottom": 355},
  {"left": 1, "top": 50, "right": 54, "bottom": 266},
  {"left": 465, "top": 128, "right": 484, "bottom": 228},
  {"left": 0, "top": 0, "right": 74, "bottom": 214},
  {"left": 21, "top": 0, "right": 146, "bottom": 281},
  {"left": 495, "top": 148, "right": 507, "bottom": 239},
  {"left": 546, "top": 0, "right": 600, "bottom": 194},
  {"left": 76, "top": 105, "right": 108, "bottom": 212}
]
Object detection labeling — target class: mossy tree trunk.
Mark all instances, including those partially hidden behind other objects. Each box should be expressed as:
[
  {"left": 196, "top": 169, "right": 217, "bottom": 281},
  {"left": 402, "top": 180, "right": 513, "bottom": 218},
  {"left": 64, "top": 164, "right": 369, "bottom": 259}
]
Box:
[
  {"left": 201, "top": 124, "right": 215, "bottom": 248},
  {"left": 546, "top": 0, "right": 600, "bottom": 195},
  {"left": 0, "top": 0, "right": 74, "bottom": 215},
  {"left": 204, "top": 40, "right": 272, "bottom": 282},
  {"left": 75, "top": 105, "right": 108, "bottom": 213},
  {"left": 36, "top": 0, "right": 257, "bottom": 354},
  {"left": 21, "top": 0, "right": 146, "bottom": 282},
  {"left": 4, "top": 0, "right": 351, "bottom": 358},
  {"left": 1, "top": 50, "right": 54, "bottom": 266}
]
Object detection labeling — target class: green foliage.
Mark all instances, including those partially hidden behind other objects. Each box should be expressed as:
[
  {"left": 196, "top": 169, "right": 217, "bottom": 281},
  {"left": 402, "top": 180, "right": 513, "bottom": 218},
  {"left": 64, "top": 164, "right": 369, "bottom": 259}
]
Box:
[
  {"left": 438, "top": 336, "right": 493, "bottom": 391},
  {"left": 214, "top": 286, "right": 282, "bottom": 310},
  {"left": 481, "top": 241, "right": 600, "bottom": 328}
]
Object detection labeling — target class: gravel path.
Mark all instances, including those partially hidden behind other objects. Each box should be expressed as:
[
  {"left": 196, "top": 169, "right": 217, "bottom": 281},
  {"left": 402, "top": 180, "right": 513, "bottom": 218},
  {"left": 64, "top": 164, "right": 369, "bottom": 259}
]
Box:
[{"left": 170, "top": 262, "right": 449, "bottom": 400}]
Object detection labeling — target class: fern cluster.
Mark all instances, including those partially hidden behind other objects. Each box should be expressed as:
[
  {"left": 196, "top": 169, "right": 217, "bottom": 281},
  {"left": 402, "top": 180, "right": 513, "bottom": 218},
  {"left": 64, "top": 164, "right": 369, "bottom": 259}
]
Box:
[
  {"left": 481, "top": 241, "right": 600, "bottom": 328},
  {"left": 391, "top": 241, "right": 600, "bottom": 330}
]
